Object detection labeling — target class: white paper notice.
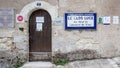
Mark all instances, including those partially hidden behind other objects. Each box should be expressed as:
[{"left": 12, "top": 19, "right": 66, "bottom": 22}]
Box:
[
  {"left": 103, "top": 16, "right": 111, "bottom": 25},
  {"left": 36, "top": 17, "right": 44, "bottom": 23},
  {"left": 36, "top": 23, "right": 42, "bottom": 31},
  {"left": 113, "top": 16, "right": 119, "bottom": 24}
]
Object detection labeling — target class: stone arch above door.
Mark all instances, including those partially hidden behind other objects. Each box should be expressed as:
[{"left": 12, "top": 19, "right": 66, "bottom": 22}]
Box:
[{"left": 20, "top": 1, "right": 58, "bottom": 22}]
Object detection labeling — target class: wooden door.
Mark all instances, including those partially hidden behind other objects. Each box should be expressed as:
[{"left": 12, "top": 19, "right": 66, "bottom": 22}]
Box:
[{"left": 29, "top": 9, "right": 51, "bottom": 61}]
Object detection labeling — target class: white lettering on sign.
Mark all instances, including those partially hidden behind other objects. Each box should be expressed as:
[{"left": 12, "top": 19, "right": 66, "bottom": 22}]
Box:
[
  {"left": 67, "top": 16, "right": 94, "bottom": 27},
  {"left": 65, "top": 13, "right": 96, "bottom": 29}
]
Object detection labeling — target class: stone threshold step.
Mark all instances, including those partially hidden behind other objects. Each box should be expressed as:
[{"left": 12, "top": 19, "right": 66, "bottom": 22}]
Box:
[{"left": 20, "top": 62, "right": 54, "bottom": 68}]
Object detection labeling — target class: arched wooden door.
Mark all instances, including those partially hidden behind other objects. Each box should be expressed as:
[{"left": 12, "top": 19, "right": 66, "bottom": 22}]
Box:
[{"left": 29, "top": 9, "right": 51, "bottom": 61}]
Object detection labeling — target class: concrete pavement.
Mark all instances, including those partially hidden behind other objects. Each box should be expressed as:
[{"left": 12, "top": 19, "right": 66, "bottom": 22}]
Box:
[{"left": 21, "top": 58, "right": 120, "bottom": 68}]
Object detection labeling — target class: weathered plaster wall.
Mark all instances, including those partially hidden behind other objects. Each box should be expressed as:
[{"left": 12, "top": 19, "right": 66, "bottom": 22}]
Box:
[
  {"left": 53, "top": 0, "right": 120, "bottom": 59},
  {"left": 0, "top": 0, "right": 120, "bottom": 67}
]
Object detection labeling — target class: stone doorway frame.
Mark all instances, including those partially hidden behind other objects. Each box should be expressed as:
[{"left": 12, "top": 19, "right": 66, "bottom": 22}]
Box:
[{"left": 19, "top": 1, "right": 58, "bottom": 61}]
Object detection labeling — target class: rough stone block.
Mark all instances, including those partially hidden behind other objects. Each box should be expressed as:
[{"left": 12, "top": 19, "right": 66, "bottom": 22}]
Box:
[
  {"left": 53, "top": 49, "right": 100, "bottom": 61},
  {"left": 13, "top": 35, "right": 28, "bottom": 43},
  {"left": 112, "top": 57, "right": 120, "bottom": 65}
]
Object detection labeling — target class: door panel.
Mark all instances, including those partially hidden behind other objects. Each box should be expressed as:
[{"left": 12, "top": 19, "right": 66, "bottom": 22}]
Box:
[{"left": 29, "top": 9, "right": 51, "bottom": 61}]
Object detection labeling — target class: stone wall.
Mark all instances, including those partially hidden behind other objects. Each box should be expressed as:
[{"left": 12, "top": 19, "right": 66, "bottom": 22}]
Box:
[
  {"left": 0, "top": 0, "right": 120, "bottom": 67},
  {"left": 0, "top": 37, "right": 27, "bottom": 68},
  {"left": 52, "top": 0, "right": 120, "bottom": 59}
]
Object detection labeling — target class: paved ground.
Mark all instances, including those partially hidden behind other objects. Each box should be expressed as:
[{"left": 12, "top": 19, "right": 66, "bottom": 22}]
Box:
[
  {"left": 62, "top": 59, "right": 119, "bottom": 68},
  {"left": 21, "top": 58, "right": 120, "bottom": 68}
]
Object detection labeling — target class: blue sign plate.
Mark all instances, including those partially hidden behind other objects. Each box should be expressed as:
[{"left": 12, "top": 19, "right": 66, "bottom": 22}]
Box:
[{"left": 65, "top": 13, "right": 97, "bottom": 29}]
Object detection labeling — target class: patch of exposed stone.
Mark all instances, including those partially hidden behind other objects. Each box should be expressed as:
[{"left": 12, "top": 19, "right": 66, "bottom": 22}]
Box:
[
  {"left": 0, "top": 51, "right": 27, "bottom": 68},
  {"left": 53, "top": 49, "right": 101, "bottom": 61},
  {"left": 112, "top": 57, "right": 120, "bottom": 68},
  {"left": 54, "top": 59, "right": 119, "bottom": 68}
]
